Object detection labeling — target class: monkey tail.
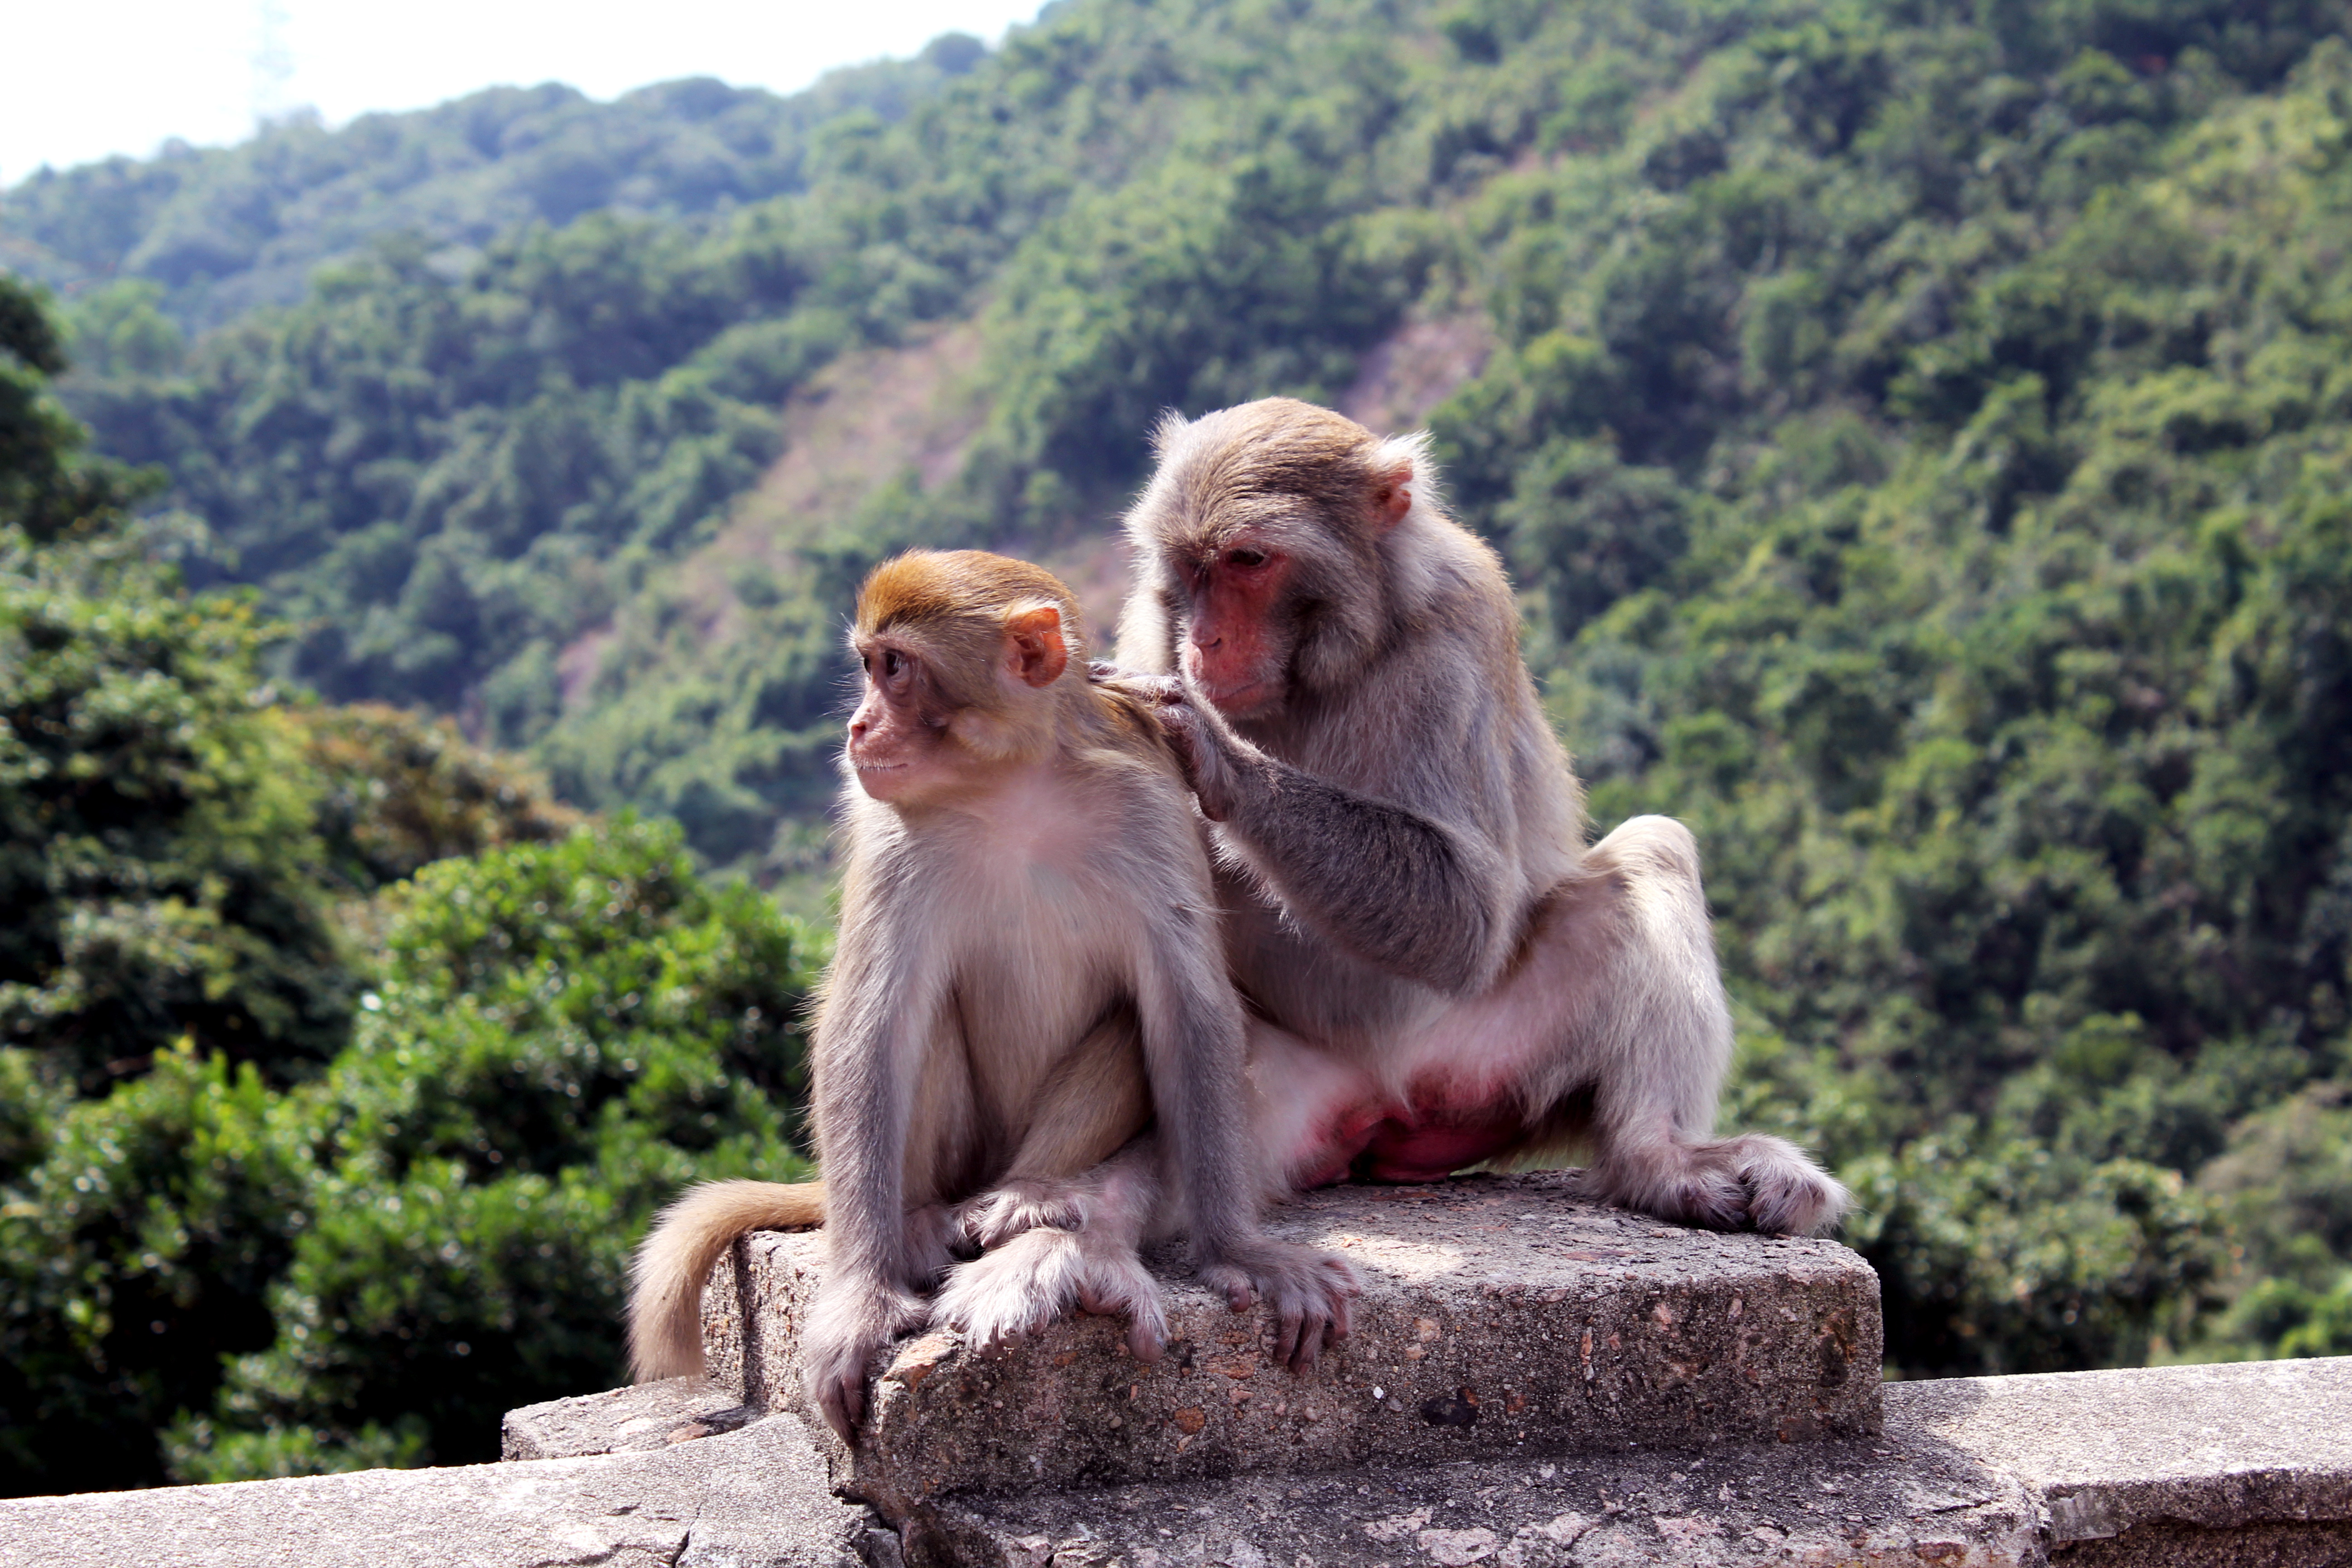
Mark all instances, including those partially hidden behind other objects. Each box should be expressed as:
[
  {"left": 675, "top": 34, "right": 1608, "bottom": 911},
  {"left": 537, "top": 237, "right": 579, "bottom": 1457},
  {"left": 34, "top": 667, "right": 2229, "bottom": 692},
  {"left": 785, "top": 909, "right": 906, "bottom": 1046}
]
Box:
[{"left": 628, "top": 1178, "right": 826, "bottom": 1382}]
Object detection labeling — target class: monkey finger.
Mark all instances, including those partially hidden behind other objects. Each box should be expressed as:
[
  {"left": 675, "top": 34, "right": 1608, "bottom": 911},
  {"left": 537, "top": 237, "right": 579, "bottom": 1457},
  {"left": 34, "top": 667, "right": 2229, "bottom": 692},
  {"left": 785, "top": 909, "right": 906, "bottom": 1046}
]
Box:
[
  {"left": 1274, "top": 1298, "right": 1310, "bottom": 1371},
  {"left": 1124, "top": 674, "right": 1186, "bottom": 704},
  {"left": 1325, "top": 1286, "right": 1355, "bottom": 1343},
  {"left": 820, "top": 1376, "right": 862, "bottom": 1443}
]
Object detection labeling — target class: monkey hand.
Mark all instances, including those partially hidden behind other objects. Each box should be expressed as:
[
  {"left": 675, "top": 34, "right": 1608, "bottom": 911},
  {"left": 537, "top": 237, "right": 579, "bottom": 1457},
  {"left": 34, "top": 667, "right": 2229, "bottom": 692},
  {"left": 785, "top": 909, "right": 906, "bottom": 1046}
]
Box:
[
  {"left": 801, "top": 1276, "right": 927, "bottom": 1443},
  {"left": 1194, "top": 1237, "right": 1361, "bottom": 1374},
  {"left": 1119, "top": 676, "right": 1254, "bottom": 823}
]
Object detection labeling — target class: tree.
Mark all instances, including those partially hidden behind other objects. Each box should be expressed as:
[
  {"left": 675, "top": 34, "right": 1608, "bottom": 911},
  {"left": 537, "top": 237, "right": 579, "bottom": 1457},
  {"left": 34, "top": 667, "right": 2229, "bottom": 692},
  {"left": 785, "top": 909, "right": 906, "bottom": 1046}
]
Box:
[{"left": 173, "top": 817, "right": 816, "bottom": 1480}]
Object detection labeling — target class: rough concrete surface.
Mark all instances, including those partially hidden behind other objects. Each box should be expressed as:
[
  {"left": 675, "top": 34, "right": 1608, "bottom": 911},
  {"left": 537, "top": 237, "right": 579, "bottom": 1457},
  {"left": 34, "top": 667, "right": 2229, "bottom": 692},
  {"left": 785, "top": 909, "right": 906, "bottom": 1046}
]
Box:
[
  {"left": 902, "top": 1359, "right": 2352, "bottom": 1568},
  {"left": 707, "top": 1172, "right": 1882, "bottom": 1514},
  {"left": 503, "top": 1374, "right": 755, "bottom": 1460},
  {"left": 1890, "top": 1358, "right": 2352, "bottom": 1541},
  {"left": 921, "top": 1427, "right": 2040, "bottom": 1568},
  {"left": 0, "top": 1411, "right": 870, "bottom": 1568}
]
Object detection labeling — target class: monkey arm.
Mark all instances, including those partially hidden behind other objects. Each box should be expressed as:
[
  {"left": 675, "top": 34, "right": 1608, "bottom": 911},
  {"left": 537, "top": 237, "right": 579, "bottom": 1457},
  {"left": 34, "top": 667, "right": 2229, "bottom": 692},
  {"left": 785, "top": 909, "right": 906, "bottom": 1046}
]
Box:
[
  {"left": 1237, "top": 768, "right": 1516, "bottom": 995},
  {"left": 801, "top": 873, "right": 946, "bottom": 1439},
  {"left": 1129, "top": 892, "right": 1360, "bottom": 1370},
  {"left": 1129, "top": 897, "right": 1259, "bottom": 1248},
  {"left": 1163, "top": 694, "right": 1520, "bottom": 996},
  {"left": 808, "top": 906, "right": 938, "bottom": 1290}
]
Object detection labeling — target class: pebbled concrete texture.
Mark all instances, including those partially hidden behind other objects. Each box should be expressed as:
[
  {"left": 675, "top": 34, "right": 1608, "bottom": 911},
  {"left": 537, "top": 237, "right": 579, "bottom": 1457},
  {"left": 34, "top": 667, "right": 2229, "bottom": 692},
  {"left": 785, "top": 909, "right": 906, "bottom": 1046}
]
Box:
[
  {"left": 0, "top": 1411, "right": 871, "bottom": 1568},
  {"left": 921, "top": 1426, "right": 2040, "bottom": 1568},
  {"left": 1888, "top": 1357, "right": 2352, "bottom": 1544},
  {"left": 502, "top": 1374, "right": 755, "bottom": 1461},
  {"left": 707, "top": 1172, "right": 1883, "bottom": 1515},
  {"left": 907, "top": 1359, "right": 2352, "bottom": 1568}
]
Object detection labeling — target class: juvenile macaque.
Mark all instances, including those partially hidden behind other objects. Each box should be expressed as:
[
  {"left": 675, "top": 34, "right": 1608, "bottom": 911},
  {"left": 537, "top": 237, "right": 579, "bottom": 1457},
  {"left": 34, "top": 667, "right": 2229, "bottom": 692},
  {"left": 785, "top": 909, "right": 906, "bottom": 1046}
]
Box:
[
  {"left": 629, "top": 549, "right": 1354, "bottom": 1437},
  {"left": 1116, "top": 398, "right": 1850, "bottom": 1233}
]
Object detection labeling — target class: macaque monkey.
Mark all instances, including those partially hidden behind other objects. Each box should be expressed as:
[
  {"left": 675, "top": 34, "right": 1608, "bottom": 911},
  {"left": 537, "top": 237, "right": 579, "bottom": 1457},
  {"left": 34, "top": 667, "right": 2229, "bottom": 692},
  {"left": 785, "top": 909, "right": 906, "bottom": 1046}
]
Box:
[
  {"left": 629, "top": 549, "right": 1356, "bottom": 1439},
  {"left": 1113, "top": 398, "right": 1850, "bottom": 1234}
]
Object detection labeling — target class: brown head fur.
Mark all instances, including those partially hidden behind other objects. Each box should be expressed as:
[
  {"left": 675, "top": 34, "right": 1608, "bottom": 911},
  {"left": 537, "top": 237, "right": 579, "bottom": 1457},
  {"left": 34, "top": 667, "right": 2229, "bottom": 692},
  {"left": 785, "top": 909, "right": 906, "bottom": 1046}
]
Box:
[
  {"left": 851, "top": 549, "right": 1171, "bottom": 781},
  {"left": 857, "top": 550, "right": 1086, "bottom": 704}
]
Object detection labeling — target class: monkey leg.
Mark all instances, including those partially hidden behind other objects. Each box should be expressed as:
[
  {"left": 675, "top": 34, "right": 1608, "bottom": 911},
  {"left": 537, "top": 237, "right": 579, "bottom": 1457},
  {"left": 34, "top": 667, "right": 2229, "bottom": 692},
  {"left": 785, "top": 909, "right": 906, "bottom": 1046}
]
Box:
[
  {"left": 933, "top": 1139, "right": 1170, "bottom": 1360},
  {"left": 1486, "top": 814, "right": 1847, "bottom": 1235},
  {"left": 1288, "top": 815, "right": 1848, "bottom": 1235},
  {"left": 955, "top": 1009, "right": 1151, "bottom": 1250}
]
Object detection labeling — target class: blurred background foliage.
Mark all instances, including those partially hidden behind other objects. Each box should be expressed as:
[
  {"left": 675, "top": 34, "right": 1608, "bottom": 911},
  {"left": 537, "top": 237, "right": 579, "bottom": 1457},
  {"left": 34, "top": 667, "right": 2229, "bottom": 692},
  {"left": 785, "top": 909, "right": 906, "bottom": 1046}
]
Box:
[{"left": 5, "top": 0, "right": 2352, "bottom": 1498}]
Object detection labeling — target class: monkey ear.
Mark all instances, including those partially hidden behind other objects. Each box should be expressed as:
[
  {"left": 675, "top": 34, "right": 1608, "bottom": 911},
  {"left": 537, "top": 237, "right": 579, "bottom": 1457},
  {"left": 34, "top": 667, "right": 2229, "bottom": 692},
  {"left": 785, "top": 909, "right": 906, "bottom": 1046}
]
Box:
[
  {"left": 1370, "top": 459, "right": 1415, "bottom": 531},
  {"left": 1003, "top": 605, "right": 1068, "bottom": 688}
]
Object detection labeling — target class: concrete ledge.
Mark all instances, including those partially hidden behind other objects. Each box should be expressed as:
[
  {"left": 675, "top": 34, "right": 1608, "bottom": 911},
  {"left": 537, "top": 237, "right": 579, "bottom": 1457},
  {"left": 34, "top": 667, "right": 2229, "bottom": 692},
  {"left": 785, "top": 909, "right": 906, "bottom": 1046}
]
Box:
[
  {"left": 16, "top": 1358, "right": 2347, "bottom": 1568},
  {"left": 0, "top": 1410, "right": 872, "bottom": 1568},
  {"left": 926, "top": 1424, "right": 2038, "bottom": 1568},
  {"left": 1890, "top": 1358, "right": 2352, "bottom": 1552},
  {"left": 916, "top": 1358, "right": 2352, "bottom": 1568},
  {"left": 707, "top": 1172, "right": 1883, "bottom": 1513},
  {"left": 502, "top": 1374, "right": 754, "bottom": 1460}
]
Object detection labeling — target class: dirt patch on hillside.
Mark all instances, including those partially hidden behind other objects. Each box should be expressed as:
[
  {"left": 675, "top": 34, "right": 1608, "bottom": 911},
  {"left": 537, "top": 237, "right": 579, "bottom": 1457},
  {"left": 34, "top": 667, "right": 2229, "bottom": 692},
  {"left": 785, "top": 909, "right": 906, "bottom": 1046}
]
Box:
[
  {"left": 1339, "top": 314, "right": 1494, "bottom": 435},
  {"left": 553, "top": 325, "right": 989, "bottom": 706},
  {"left": 550, "top": 310, "right": 1494, "bottom": 707},
  {"left": 728, "top": 323, "right": 988, "bottom": 562}
]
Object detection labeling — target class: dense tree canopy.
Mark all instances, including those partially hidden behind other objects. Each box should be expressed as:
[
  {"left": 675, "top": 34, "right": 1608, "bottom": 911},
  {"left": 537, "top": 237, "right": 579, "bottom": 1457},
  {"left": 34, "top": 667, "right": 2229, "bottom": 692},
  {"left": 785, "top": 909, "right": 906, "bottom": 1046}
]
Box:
[{"left": 0, "top": 290, "right": 814, "bottom": 1491}]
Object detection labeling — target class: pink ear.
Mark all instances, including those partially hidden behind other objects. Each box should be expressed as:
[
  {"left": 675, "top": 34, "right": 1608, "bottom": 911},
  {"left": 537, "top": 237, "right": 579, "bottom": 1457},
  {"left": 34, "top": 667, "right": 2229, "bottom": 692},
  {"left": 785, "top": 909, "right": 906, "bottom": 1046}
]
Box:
[
  {"left": 1004, "top": 607, "right": 1068, "bottom": 688},
  {"left": 1371, "top": 461, "right": 1414, "bottom": 530}
]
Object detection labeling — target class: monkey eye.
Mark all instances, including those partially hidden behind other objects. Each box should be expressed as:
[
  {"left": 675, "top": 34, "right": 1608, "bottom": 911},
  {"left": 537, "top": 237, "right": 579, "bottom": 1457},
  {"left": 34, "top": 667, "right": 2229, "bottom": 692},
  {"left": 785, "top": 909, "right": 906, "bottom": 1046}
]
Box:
[
  {"left": 1225, "top": 547, "right": 1268, "bottom": 569},
  {"left": 881, "top": 648, "right": 906, "bottom": 682}
]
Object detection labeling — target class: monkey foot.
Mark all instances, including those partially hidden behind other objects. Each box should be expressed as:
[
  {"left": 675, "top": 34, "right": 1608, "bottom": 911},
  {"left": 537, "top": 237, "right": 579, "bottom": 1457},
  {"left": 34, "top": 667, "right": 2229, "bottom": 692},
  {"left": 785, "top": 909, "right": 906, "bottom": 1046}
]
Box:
[
  {"left": 1588, "top": 1132, "right": 1852, "bottom": 1237},
  {"left": 953, "top": 1181, "right": 1089, "bottom": 1250},
  {"left": 933, "top": 1226, "right": 1169, "bottom": 1363}
]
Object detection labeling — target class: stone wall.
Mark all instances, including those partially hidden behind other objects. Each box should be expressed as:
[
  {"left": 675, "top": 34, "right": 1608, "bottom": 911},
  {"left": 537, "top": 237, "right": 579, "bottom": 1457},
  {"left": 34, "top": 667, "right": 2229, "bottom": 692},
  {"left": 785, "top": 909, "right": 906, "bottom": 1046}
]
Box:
[{"left": 6, "top": 1173, "right": 2348, "bottom": 1567}]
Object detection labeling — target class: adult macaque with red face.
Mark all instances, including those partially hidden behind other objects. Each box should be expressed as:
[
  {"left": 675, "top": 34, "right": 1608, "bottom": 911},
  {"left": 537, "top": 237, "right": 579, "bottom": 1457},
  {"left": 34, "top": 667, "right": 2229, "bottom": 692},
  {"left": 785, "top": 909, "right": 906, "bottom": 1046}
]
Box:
[
  {"left": 628, "top": 549, "right": 1354, "bottom": 1440},
  {"left": 1115, "top": 398, "right": 1848, "bottom": 1232}
]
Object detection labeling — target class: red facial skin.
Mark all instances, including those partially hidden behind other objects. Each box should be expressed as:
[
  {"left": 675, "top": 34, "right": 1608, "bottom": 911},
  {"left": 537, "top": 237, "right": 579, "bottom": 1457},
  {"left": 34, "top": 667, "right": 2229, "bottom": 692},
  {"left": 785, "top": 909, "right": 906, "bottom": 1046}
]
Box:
[
  {"left": 1180, "top": 543, "right": 1293, "bottom": 718},
  {"left": 846, "top": 638, "right": 951, "bottom": 804},
  {"left": 1178, "top": 475, "right": 1409, "bottom": 719}
]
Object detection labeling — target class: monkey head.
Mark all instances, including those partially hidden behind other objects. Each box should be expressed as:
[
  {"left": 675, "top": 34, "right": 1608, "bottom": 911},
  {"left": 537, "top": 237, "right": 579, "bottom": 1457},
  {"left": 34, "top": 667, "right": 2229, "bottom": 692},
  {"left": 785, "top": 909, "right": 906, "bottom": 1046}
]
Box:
[
  {"left": 847, "top": 550, "right": 1083, "bottom": 805},
  {"left": 1121, "top": 397, "right": 1430, "bottom": 720}
]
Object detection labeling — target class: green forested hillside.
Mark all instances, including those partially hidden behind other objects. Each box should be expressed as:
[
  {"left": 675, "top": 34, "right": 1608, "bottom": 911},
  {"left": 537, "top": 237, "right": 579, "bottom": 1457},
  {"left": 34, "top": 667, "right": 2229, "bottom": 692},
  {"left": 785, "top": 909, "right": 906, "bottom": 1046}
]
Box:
[
  {"left": 8, "top": 0, "right": 2352, "bottom": 1486},
  {"left": 2, "top": 274, "right": 815, "bottom": 1491},
  {"left": 0, "top": 38, "right": 985, "bottom": 332}
]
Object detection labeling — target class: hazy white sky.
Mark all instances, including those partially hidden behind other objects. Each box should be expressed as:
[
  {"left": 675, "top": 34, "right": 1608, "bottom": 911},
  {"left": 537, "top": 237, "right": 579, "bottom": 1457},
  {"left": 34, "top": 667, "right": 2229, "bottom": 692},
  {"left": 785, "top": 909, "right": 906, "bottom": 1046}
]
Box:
[{"left": 1, "top": 0, "right": 1051, "bottom": 186}]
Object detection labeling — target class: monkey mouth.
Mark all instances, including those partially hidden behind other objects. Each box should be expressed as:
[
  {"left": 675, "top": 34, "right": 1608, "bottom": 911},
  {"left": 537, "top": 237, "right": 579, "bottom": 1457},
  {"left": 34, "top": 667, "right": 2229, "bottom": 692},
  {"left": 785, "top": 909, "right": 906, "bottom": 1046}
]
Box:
[{"left": 1199, "top": 678, "right": 1279, "bottom": 715}]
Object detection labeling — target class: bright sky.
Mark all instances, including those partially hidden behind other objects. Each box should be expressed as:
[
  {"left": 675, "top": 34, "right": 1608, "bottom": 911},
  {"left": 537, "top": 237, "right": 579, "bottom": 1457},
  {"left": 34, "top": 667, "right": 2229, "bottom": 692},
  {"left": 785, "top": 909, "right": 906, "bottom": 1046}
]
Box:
[{"left": 1, "top": 0, "right": 1051, "bottom": 186}]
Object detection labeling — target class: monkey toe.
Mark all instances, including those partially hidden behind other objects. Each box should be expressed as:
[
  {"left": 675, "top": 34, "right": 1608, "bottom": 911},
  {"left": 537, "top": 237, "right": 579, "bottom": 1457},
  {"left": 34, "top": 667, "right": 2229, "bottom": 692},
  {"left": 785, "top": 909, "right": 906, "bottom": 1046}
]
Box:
[
  {"left": 1740, "top": 1161, "right": 1850, "bottom": 1236},
  {"left": 1201, "top": 1240, "right": 1357, "bottom": 1372},
  {"left": 1688, "top": 1177, "right": 1753, "bottom": 1231},
  {"left": 818, "top": 1376, "right": 862, "bottom": 1442},
  {"left": 1196, "top": 1260, "right": 1257, "bottom": 1313}
]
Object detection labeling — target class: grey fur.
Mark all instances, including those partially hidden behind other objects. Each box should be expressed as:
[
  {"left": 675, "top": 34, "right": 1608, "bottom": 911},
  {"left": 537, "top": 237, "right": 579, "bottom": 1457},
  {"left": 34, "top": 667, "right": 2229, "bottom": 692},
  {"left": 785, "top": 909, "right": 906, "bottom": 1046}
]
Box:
[{"left": 1117, "top": 398, "right": 1849, "bottom": 1236}]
